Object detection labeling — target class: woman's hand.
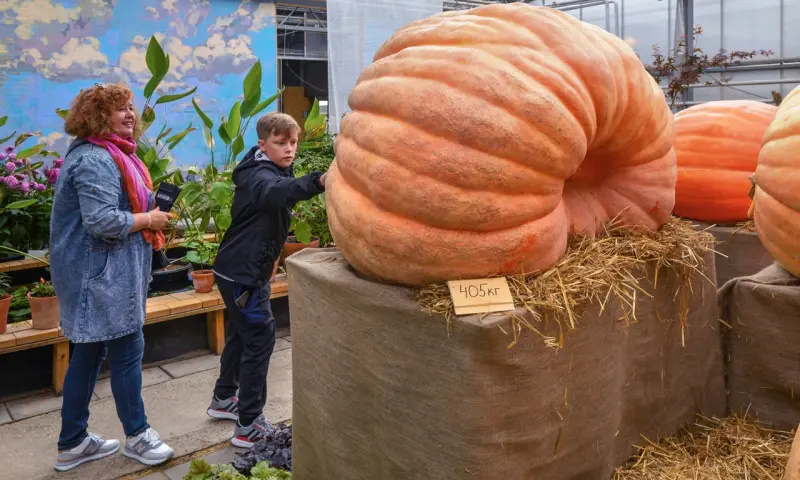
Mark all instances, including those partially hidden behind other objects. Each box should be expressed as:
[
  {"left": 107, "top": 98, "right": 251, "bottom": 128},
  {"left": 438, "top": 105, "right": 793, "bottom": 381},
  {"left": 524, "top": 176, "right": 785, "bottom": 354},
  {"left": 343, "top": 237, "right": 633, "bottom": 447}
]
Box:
[
  {"left": 132, "top": 207, "right": 173, "bottom": 232},
  {"left": 147, "top": 207, "right": 173, "bottom": 230}
]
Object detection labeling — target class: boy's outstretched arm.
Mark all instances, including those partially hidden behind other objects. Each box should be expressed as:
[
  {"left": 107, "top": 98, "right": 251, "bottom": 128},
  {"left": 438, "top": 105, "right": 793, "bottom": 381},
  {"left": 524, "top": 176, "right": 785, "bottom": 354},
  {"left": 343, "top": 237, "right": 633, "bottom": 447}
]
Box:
[{"left": 253, "top": 170, "right": 326, "bottom": 209}]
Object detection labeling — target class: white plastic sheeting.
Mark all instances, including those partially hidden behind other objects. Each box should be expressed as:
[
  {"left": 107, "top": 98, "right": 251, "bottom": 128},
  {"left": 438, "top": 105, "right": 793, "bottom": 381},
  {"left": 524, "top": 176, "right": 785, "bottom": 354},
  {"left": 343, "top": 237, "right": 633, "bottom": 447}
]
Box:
[{"left": 326, "top": 0, "right": 444, "bottom": 134}]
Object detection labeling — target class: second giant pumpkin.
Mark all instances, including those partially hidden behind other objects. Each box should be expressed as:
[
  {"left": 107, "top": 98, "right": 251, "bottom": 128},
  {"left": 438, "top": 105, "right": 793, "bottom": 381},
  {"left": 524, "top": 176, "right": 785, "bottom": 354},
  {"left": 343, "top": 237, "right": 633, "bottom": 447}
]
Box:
[
  {"left": 326, "top": 3, "right": 677, "bottom": 286},
  {"left": 751, "top": 86, "right": 800, "bottom": 277},
  {"left": 673, "top": 100, "right": 778, "bottom": 223}
]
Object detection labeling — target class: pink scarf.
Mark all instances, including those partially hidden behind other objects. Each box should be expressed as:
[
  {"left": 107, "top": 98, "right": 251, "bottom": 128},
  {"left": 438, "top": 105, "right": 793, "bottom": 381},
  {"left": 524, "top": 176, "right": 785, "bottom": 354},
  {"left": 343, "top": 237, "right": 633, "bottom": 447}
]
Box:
[{"left": 86, "top": 134, "right": 165, "bottom": 251}]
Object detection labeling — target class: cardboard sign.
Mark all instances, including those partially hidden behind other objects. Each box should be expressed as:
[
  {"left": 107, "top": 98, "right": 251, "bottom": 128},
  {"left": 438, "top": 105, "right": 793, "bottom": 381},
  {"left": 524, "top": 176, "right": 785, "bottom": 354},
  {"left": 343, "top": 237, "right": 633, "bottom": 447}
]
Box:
[{"left": 447, "top": 277, "right": 515, "bottom": 316}]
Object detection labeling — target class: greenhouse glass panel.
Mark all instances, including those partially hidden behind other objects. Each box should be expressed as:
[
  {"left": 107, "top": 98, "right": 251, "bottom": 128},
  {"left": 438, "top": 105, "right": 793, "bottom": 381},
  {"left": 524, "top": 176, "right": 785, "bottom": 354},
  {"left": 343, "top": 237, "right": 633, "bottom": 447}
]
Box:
[
  {"left": 622, "top": 0, "right": 670, "bottom": 60},
  {"left": 693, "top": 0, "right": 723, "bottom": 54},
  {"left": 722, "top": 70, "right": 787, "bottom": 100},
  {"left": 784, "top": 0, "right": 800, "bottom": 57},
  {"left": 723, "top": 0, "right": 781, "bottom": 58}
]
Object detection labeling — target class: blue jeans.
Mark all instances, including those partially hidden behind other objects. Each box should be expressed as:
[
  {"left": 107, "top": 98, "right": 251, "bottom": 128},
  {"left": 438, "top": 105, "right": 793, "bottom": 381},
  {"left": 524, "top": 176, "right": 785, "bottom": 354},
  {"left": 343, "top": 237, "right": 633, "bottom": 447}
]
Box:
[{"left": 58, "top": 329, "right": 150, "bottom": 450}]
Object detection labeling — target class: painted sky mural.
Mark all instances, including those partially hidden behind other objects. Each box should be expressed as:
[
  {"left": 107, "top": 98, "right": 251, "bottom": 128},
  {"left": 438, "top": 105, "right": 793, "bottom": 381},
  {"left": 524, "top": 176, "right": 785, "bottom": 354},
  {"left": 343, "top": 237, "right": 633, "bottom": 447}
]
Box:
[{"left": 0, "top": 0, "right": 278, "bottom": 167}]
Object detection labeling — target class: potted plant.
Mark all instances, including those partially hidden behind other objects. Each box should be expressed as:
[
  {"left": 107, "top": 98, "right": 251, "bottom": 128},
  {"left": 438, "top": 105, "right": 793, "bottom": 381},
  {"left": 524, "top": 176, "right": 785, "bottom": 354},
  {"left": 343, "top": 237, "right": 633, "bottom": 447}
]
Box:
[
  {"left": 280, "top": 99, "right": 335, "bottom": 265},
  {"left": 28, "top": 278, "right": 59, "bottom": 330},
  {"left": 0, "top": 127, "right": 62, "bottom": 262},
  {"left": 0, "top": 272, "right": 11, "bottom": 334},
  {"left": 182, "top": 232, "right": 220, "bottom": 293}
]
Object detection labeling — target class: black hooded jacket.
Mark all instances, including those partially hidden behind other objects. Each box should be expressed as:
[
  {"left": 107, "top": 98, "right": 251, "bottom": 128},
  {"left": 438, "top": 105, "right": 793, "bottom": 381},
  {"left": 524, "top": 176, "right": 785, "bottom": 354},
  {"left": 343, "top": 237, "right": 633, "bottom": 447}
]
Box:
[{"left": 212, "top": 146, "right": 325, "bottom": 287}]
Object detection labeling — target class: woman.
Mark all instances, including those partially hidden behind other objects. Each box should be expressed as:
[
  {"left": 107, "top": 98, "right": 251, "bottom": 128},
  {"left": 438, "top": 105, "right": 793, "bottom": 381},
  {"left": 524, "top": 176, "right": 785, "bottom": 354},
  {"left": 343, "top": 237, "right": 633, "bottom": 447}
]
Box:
[{"left": 50, "top": 83, "right": 175, "bottom": 472}]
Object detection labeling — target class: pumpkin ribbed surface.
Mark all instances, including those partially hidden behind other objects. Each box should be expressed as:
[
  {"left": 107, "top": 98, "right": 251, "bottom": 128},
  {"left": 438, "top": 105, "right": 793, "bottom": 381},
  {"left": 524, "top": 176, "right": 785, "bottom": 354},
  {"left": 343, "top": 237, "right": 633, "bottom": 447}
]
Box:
[
  {"left": 325, "top": 3, "right": 677, "bottom": 286},
  {"left": 753, "top": 87, "right": 800, "bottom": 277},
  {"left": 673, "top": 100, "right": 778, "bottom": 223}
]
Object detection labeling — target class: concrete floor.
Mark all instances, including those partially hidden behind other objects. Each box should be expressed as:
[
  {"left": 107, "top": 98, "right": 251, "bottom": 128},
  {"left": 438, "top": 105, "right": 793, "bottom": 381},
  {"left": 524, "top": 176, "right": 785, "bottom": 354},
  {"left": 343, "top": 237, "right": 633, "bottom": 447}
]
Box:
[{"left": 0, "top": 345, "right": 293, "bottom": 480}]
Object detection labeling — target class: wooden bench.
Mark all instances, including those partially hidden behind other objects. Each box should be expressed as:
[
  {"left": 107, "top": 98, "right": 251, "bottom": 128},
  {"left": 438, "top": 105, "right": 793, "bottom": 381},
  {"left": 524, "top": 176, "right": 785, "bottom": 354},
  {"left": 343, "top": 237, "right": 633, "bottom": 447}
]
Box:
[{"left": 0, "top": 278, "right": 289, "bottom": 395}]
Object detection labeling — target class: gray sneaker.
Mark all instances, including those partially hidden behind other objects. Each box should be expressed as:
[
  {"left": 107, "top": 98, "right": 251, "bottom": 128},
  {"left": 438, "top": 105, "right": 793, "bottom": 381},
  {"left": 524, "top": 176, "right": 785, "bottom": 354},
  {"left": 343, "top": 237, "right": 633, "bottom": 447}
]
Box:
[
  {"left": 207, "top": 394, "right": 239, "bottom": 421},
  {"left": 55, "top": 432, "right": 120, "bottom": 472},
  {"left": 122, "top": 428, "right": 174, "bottom": 466},
  {"left": 232, "top": 414, "right": 276, "bottom": 449}
]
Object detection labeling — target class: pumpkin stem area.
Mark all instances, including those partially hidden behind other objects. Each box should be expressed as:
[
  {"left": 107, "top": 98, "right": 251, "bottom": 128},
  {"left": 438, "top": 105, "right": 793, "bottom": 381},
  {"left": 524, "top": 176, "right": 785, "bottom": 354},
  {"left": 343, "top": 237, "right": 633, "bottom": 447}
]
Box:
[{"left": 415, "top": 216, "right": 716, "bottom": 350}]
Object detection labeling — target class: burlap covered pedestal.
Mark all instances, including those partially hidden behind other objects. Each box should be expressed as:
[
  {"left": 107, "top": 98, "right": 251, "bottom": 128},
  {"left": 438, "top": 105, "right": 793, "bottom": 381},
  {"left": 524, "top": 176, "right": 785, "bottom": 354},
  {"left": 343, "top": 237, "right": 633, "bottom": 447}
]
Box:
[
  {"left": 719, "top": 263, "right": 800, "bottom": 430},
  {"left": 694, "top": 222, "right": 773, "bottom": 286},
  {"left": 287, "top": 248, "right": 725, "bottom": 480}
]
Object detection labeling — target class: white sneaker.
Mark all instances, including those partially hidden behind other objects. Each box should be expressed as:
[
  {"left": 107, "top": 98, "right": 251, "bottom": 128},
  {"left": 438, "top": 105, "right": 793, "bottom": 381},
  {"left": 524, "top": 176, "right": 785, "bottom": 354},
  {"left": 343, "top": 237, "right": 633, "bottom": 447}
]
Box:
[
  {"left": 55, "top": 432, "right": 120, "bottom": 471},
  {"left": 122, "top": 428, "right": 174, "bottom": 466}
]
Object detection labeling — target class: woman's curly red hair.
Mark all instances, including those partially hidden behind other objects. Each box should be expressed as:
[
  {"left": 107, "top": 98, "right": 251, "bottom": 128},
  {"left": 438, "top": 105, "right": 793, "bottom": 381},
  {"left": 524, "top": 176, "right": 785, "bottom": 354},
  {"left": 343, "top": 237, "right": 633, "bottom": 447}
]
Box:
[{"left": 64, "top": 83, "right": 143, "bottom": 140}]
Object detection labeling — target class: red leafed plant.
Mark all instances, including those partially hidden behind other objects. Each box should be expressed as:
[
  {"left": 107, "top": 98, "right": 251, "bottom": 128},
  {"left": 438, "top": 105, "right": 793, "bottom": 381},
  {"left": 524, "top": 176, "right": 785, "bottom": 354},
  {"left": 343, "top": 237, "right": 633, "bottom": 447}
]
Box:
[{"left": 648, "top": 25, "right": 775, "bottom": 108}]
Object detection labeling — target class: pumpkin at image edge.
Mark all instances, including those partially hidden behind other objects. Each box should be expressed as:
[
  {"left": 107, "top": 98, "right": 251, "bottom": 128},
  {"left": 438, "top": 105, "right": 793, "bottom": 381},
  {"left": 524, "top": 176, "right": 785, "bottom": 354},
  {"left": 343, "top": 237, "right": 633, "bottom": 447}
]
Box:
[
  {"left": 751, "top": 86, "right": 800, "bottom": 278},
  {"left": 325, "top": 3, "right": 677, "bottom": 287}
]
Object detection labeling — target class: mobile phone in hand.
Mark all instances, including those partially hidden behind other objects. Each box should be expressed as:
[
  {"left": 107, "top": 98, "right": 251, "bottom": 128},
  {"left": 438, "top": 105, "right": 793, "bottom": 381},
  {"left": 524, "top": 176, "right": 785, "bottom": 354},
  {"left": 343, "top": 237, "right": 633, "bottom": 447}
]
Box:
[{"left": 155, "top": 182, "right": 181, "bottom": 212}]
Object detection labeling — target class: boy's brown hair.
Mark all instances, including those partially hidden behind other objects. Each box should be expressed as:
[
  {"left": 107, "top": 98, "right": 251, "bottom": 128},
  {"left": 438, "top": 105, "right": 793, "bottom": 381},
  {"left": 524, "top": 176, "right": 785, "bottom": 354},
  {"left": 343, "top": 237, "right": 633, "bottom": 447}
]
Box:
[{"left": 256, "top": 112, "right": 300, "bottom": 140}]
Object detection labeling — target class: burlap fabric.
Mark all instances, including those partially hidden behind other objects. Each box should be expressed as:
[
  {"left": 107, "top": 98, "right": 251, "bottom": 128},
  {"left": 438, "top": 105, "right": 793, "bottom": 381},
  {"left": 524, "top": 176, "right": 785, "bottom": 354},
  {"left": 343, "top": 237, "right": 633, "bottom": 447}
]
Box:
[
  {"left": 287, "top": 248, "right": 725, "bottom": 480},
  {"left": 719, "top": 263, "right": 800, "bottom": 430},
  {"left": 694, "top": 222, "right": 773, "bottom": 286}
]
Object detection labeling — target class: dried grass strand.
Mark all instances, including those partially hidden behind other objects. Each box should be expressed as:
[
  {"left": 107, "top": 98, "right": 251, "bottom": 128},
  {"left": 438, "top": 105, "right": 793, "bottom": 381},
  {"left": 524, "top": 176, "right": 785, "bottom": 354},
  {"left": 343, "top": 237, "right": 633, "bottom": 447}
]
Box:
[
  {"left": 415, "top": 215, "right": 716, "bottom": 349},
  {"left": 614, "top": 415, "right": 794, "bottom": 479}
]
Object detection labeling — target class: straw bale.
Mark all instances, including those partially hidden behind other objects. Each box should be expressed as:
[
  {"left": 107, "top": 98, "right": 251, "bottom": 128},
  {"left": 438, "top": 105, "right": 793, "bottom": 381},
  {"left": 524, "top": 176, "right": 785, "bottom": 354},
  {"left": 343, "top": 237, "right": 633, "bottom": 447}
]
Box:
[{"left": 615, "top": 414, "right": 794, "bottom": 480}]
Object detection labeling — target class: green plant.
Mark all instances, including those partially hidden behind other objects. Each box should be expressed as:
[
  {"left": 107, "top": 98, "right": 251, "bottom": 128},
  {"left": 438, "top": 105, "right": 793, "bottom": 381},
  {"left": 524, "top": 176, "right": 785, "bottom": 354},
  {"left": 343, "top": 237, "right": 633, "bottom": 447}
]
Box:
[
  {"left": 0, "top": 272, "right": 10, "bottom": 296},
  {"left": 29, "top": 278, "right": 55, "bottom": 298},
  {"left": 185, "top": 459, "right": 291, "bottom": 480},
  {"left": 180, "top": 230, "right": 219, "bottom": 267},
  {"left": 290, "top": 99, "right": 335, "bottom": 245},
  {"left": 175, "top": 60, "right": 281, "bottom": 240},
  {"left": 8, "top": 287, "right": 30, "bottom": 322},
  {"left": 0, "top": 124, "right": 62, "bottom": 256}
]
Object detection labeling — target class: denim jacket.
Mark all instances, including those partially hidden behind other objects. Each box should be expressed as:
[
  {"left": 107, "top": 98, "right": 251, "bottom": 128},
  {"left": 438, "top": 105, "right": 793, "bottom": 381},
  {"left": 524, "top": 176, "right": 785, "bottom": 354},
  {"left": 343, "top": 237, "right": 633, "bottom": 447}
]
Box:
[{"left": 49, "top": 140, "right": 154, "bottom": 343}]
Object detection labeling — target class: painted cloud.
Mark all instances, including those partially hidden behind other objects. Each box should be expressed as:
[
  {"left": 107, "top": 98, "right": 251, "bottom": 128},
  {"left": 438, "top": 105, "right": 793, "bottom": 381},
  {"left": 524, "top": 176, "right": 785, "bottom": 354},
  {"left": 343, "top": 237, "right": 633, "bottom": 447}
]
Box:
[
  {"left": 0, "top": 0, "right": 116, "bottom": 79},
  {"left": 145, "top": 0, "right": 210, "bottom": 39}
]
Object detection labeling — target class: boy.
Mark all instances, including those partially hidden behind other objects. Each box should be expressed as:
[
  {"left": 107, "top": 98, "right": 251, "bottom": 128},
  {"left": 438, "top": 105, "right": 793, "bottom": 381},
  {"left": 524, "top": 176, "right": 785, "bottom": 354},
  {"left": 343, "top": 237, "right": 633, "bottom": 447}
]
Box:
[{"left": 207, "top": 112, "right": 327, "bottom": 448}]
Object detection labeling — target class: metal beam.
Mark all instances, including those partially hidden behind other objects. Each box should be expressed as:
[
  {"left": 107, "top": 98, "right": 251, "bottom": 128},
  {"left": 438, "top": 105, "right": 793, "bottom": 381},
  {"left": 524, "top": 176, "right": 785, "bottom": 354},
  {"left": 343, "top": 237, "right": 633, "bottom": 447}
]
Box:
[
  {"left": 277, "top": 24, "right": 328, "bottom": 33},
  {"left": 681, "top": 0, "right": 694, "bottom": 103},
  {"left": 663, "top": 78, "right": 800, "bottom": 89}
]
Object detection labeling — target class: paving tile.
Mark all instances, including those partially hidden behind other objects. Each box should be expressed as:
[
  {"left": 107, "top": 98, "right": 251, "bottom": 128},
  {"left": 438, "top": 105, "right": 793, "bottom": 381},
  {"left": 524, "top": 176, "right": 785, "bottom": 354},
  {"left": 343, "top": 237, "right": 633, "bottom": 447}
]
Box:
[
  {"left": 138, "top": 472, "right": 170, "bottom": 480},
  {"left": 276, "top": 327, "right": 291, "bottom": 338},
  {"left": 161, "top": 354, "right": 221, "bottom": 378},
  {"left": 93, "top": 368, "right": 171, "bottom": 399},
  {"left": 6, "top": 392, "right": 64, "bottom": 421},
  {"left": 0, "top": 403, "right": 11, "bottom": 425},
  {"left": 285, "top": 335, "right": 291, "bottom": 343},
  {"left": 164, "top": 447, "right": 237, "bottom": 480},
  {"left": 275, "top": 338, "right": 291, "bottom": 352}
]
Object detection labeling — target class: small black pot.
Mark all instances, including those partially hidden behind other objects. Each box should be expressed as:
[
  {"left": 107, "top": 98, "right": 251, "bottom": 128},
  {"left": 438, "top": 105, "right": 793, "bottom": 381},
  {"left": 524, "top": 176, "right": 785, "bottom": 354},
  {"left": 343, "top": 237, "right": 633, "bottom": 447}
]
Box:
[
  {"left": 0, "top": 253, "right": 24, "bottom": 263},
  {"left": 149, "top": 261, "right": 192, "bottom": 294}
]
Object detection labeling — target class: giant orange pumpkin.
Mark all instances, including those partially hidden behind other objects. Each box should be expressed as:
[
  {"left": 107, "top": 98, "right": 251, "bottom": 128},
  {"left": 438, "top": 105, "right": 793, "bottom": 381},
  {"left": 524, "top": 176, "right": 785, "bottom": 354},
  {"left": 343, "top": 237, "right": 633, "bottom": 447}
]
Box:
[
  {"left": 751, "top": 87, "right": 800, "bottom": 277},
  {"left": 325, "top": 3, "right": 677, "bottom": 286},
  {"left": 673, "top": 100, "right": 778, "bottom": 223}
]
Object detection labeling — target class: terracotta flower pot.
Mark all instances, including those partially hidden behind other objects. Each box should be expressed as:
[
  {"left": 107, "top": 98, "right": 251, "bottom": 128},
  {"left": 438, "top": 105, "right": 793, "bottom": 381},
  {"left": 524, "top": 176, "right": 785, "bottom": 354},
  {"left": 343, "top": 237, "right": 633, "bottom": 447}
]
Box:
[
  {"left": 192, "top": 269, "right": 216, "bottom": 294},
  {"left": 280, "top": 236, "right": 320, "bottom": 265},
  {"left": 28, "top": 293, "right": 60, "bottom": 330},
  {"left": 0, "top": 294, "right": 10, "bottom": 335}
]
